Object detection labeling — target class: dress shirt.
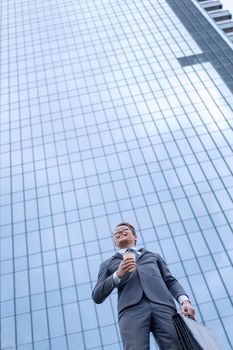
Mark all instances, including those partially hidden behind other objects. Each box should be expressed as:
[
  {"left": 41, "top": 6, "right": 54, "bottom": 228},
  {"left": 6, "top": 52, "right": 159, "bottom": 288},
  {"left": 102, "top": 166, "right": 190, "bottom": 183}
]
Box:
[{"left": 118, "top": 247, "right": 141, "bottom": 255}]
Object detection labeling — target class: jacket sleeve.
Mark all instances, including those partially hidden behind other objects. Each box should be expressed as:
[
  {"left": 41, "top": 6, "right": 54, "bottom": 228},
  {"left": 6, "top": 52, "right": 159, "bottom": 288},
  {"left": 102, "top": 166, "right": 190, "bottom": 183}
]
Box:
[
  {"left": 92, "top": 262, "right": 116, "bottom": 304},
  {"left": 157, "top": 254, "right": 188, "bottom": 301}
]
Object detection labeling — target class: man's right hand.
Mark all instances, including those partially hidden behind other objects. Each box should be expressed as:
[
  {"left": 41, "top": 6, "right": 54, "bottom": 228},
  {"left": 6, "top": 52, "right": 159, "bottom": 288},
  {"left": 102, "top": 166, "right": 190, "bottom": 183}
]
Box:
[{"left": 116, "top": 258, "right": 136, "bottom": 278}]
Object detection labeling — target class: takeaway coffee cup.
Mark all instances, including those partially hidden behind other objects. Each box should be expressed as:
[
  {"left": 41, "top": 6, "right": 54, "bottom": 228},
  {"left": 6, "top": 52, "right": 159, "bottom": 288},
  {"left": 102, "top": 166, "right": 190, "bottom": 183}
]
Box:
[{"left": 123, "top": 251, "right": 136, "bottom": 272}]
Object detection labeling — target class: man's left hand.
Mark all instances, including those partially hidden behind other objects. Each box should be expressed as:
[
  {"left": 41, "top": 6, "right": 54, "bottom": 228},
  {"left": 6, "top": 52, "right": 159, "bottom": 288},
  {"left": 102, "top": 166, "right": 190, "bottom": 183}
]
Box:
[{"left": 181, "top": 301, "right": 195, "bottom": 320}]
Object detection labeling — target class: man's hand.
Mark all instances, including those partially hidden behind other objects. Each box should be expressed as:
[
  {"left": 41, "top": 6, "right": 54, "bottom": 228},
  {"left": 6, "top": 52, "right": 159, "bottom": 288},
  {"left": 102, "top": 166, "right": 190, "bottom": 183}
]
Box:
[
  {"left": 116, "top": 258, "right": 136, "bottom": 278},
  {"left": 181, "top": 301, "right": 195, "bottom": 320}
]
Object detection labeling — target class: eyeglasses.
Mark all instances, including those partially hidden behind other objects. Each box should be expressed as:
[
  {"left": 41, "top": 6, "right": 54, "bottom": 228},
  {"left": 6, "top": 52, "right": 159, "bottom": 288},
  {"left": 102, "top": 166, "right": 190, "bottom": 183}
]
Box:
[{"left": 113, "top": 225, "right": 131, "bottom": 236}]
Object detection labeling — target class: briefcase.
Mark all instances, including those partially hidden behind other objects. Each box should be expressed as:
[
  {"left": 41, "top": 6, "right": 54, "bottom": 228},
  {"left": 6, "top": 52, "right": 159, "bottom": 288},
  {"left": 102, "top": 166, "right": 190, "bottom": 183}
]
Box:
[{"left": 172, "top": 313, "right": 222, "bottom": 350}]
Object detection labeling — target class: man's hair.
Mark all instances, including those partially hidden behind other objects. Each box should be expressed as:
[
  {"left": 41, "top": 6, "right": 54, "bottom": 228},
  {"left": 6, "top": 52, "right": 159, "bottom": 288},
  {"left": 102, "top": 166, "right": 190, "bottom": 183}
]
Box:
[{"left": 116, "top": 222, "right": 136, "bottom": 235}]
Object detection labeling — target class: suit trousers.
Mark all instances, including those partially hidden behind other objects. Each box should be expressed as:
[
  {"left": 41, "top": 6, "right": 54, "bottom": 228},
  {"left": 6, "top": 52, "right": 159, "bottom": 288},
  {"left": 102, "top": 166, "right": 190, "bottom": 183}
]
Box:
[{"left": 118, "top": 295, "right": 183, "bottom": 350}]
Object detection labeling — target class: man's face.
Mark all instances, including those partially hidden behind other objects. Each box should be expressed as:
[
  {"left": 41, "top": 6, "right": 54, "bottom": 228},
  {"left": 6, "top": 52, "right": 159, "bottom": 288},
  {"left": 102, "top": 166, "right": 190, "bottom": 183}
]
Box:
[{"left": 113, "top": 225, "right": 137, "bottom": 249}]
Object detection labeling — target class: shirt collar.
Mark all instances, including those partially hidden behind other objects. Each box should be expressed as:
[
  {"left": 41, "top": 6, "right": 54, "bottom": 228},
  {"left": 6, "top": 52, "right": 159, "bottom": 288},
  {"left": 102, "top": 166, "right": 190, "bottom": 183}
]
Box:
[{"left": 118, "top": 247, "right": 137, "bottom": 254}]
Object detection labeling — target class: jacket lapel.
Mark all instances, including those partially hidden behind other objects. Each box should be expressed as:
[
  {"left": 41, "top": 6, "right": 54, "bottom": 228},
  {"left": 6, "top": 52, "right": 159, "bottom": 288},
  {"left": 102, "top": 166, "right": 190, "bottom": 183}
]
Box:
[
  {"left": 115, "top": 252, "right": 123, "bottom": 259},
  {"left": 137, "top": 248, "right": 146, "bottom": 261}
]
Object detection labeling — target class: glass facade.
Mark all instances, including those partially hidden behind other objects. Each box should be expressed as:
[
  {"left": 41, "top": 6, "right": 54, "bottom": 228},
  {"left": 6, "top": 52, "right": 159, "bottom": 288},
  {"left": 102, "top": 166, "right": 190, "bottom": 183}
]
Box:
[{"left": 0, "top": 0, "right": 233, "bottom": 349}]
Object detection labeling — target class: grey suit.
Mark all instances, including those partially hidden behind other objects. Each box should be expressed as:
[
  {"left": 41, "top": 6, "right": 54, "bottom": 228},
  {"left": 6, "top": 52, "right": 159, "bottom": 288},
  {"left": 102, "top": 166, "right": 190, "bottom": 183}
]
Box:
[{"left": 92, "top": 249, "right": 186, "bottom": 349}]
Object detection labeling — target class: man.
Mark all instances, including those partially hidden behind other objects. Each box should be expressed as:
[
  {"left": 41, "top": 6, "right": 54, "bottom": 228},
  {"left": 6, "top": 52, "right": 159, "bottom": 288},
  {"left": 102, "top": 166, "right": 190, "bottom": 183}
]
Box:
[{"left": 92, "top": 222, "right": 195, "bottom": 350}]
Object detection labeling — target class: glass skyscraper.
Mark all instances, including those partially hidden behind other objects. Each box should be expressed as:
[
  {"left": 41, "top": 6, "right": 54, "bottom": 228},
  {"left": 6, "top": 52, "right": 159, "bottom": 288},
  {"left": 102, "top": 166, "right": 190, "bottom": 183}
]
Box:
[{"left": 0, "top": 0, "right": 233, "bottom": 349}]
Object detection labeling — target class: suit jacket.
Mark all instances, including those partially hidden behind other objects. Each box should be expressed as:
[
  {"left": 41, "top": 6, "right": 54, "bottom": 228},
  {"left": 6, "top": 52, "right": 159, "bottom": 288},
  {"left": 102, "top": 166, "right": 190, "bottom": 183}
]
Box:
[{"left": 92, "top": 249, "right": 188, "bottom": 315}]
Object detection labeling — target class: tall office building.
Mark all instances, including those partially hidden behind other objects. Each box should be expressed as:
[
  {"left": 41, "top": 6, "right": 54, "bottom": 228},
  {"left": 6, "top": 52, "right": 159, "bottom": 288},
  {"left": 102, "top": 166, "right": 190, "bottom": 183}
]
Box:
[{"left": 0, "top": 0, "right": 233, "bottom": 349}]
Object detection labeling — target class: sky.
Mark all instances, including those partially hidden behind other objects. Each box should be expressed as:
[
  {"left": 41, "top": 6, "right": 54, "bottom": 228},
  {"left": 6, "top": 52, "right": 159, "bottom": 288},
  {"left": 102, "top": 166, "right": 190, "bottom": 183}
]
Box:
[{"left": 220, "top": 0, "right": 233, "bottom": 16}]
